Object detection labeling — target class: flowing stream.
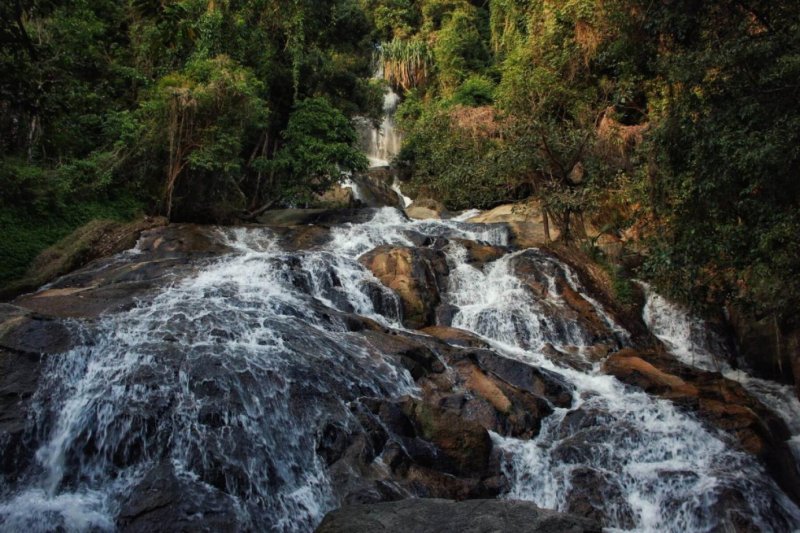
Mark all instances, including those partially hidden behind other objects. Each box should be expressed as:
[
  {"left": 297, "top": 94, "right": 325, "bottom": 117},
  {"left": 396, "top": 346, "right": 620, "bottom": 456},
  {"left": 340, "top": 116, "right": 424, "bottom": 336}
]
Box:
[{"left": 1, "top": 208, "right": 799, "bottom": 532}]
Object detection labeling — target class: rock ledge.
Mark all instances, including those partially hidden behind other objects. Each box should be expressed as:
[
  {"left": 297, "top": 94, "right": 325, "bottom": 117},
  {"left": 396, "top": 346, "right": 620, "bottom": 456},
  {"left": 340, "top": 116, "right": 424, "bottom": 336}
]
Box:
[{"left": 316, "top": 498, "right": 600, "bottom": 533}]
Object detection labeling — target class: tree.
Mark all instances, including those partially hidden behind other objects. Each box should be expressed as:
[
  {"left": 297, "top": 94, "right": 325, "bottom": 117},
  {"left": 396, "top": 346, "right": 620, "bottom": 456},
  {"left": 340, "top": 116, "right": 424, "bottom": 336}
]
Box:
[
  {"left": 134, "top": 56, "right": 267, "bottom": 221},
  {"left": 632, "top": 0, "right": 800, "bottom": 321},
  {"left": 272, "top": 97, "right": 368, "bottom": 205}
]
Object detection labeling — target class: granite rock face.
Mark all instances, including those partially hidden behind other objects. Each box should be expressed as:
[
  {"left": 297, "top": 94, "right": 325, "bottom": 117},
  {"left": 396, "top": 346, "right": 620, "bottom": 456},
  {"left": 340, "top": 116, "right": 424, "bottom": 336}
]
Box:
[{"left": 315, "top": 498, "right": 601, "bottom": 533}]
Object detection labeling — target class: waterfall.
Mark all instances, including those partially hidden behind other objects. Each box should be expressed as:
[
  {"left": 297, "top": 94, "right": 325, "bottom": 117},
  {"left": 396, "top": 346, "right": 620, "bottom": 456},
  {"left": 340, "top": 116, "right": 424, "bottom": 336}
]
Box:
[
  {"left": 356, "top": 69, "right": 403, "bottom": 168},
  {"left": 1, "top": 208, "right": 798, "bottom": 532},
  {"left": 444, "top": 252, "right": 799, "bottom": 531},
  {"left": 641, "top": 282, "right": 800, "bottom": 463}
]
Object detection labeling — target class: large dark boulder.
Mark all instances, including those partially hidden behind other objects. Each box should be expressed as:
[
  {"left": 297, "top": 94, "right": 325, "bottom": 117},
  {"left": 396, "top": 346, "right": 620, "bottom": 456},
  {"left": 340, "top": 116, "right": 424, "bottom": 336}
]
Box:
[
  {"left": 0, "top": 305, "right": 74, "bottom": 480},
  {"left": 118, "top": 462, "right": 240, "bottom": 532},
  {"left": 315, "top": 498, "right": 601, "bottom": 533}
]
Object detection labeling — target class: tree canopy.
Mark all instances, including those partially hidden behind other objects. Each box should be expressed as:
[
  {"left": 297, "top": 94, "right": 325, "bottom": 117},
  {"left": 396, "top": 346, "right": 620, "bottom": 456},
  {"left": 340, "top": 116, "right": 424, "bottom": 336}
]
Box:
[{"left": 2, "top": 0, "right": 799, "bottom": 333}]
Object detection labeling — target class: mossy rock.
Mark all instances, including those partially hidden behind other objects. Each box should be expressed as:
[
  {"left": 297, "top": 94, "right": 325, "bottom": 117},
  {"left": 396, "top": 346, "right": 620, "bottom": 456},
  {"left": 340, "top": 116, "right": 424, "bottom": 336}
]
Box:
[{"left": 0, "top": 216, "right": 167, "bottom": 300}]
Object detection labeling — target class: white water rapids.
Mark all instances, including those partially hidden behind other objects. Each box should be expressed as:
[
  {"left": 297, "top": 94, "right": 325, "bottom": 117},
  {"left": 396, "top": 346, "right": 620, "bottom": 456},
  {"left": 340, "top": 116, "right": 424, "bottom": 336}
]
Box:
[
  {"left": 0, "top": 208, "right": 798, "bottom": 531},
  {"left": 642, "top": 285, "right": 800, "bottom": 464}
]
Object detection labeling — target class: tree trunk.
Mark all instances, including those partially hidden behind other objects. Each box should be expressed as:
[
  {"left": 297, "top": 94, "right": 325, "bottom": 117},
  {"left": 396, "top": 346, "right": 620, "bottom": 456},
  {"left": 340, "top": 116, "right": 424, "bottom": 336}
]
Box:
[{"left": 543, "top": 208, "right": 551, "bottom": 243}]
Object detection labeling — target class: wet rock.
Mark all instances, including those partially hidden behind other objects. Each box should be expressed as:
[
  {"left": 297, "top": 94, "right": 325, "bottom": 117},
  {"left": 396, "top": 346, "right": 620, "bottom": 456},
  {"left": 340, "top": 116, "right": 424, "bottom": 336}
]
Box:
[
  {"left": 0, "top": 305, "right": 75, "bottom": 479},
  {"left": 604, "top": 348, "right": 800, "bottom": 506},
  {"left": 603, "top": 349, "right": 699, "bottom": 398},
  {"left": 399, "top": 398, "right": 492, "bottom": 477},
  {"left": 510, "top": 250, "right": 615, "bottom": 344},
  {"left": 541, "top": 344, "right": 594, "bottom": 372},
  {"left": 398, "top": 230, "right": 446, "bottom": 249},
  {"left": 331, "top": 395, "right": 504, "bottom": 504},
  {"left": 361, "top": 330, "right": 446, "bottom": 379},
  {"left": 441, "top": 362, "right": 554, "bottom": 440},
  {"left": 352, "top": 173, "right": 403, "bottom": 208},
  {"left": 467, "top": 202, "right": 560, "bottom": 247},
  {"left": 12, "top": 225, "right": 233, "bottom": 319},
  {"left": 316, "top": 498, "right": 601, "bottom": 533},
  {"left": 0, "top": 304, "right": 73, "bottom": 354},
  {"left": 0, "top": 216, "right": 168, "bottom": 301},
  {"left": 136, "top": 224, "right": 232, "bottom": 257},
  {"left": 359, "top": 246, "right": 449, "bottom": 329},
  {"left": 420, "top": 326, "right": 489, "bottom": 349},
  {"left": 434, "top": 303, "right": 458, "bottom": 327},
  {"left": 0, "top": 348, "right": 43, "bottom": 480},
  {"left": 313, "top": 184, "right": 357, "bottom": 208},
  {"left": 272, "top": 225, "right": 332, "bottom": 251},
  {"left": 557, "top": 281, "right": 609, "bottom": 337},
  {"left": 118, "top": 461, "right": 240, "bottom": 532},
  {"left": 450, "top": 239, "right": 508, "bottom": 267},
  {"left": 565, "top": 467, "right": 635, "bottom": 528},
  {"left": 544, "top": 245, "right": 654, "bottom": 346},
  {"left": 470, "top": 350, "right": 574, "bottom": 408}
]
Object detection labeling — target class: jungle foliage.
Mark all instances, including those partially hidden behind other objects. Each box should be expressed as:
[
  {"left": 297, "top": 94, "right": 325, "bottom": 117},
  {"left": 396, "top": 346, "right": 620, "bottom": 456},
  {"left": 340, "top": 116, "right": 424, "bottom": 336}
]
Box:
[
  {"left": 377, "top": 0, "right": 800, "bottom": 325},
  {"left": 2, "top": 0, "right": 799, "bottom": 328},
  {"left": 0, "top": 0, "right": 379, "bottom": 283}
]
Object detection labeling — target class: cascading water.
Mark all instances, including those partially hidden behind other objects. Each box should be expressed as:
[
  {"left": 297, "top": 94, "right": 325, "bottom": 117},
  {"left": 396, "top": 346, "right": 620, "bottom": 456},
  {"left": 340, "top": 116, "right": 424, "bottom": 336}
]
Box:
[
  {"left": 356, "top": 72, "right": 403, "bottom": 169},
  {"left": 442, "top": 248, "right": 800, "bottom": 531},
  {"left": 0, "top": 228, "right": 414, "bottom": 531},
  {"left": 1, "top": 207, "right": 798, "bottom": 532},
  {"left": 642, "top": 283, "right": 800, "bottom": 463}
]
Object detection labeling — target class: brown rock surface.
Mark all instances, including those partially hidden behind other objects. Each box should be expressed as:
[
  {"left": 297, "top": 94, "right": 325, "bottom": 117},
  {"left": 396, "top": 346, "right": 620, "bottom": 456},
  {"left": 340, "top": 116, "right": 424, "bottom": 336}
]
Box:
[
  {"left": 359, "top": 246, "right": 448, "bottom": 329},
  {"left": 451, "top": 238, "right": 508, "bottom": 267},
  {"left": 405, "top": 198, "right": 448, "bottom": 220}
]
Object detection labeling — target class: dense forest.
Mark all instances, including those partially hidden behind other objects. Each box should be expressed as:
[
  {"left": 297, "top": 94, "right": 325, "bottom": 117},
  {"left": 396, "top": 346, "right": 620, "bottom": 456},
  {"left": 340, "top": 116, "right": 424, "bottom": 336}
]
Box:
[{"left": 1, "top": 0, "right": 799, "bottom": 342}]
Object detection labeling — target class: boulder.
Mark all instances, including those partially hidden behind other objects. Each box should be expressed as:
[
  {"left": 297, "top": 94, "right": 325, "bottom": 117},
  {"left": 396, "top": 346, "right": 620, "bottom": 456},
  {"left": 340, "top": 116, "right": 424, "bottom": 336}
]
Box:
[
  {"left": 467, "top": 202, "right": 559, "bottom": 247},
  {"left": 564, "top": 467, "right": 635, "bottom": 528},
  {"left": 510, "top": 249, "right": 616, "bottom": 344},
  {"left": 314, "top": 184, "right": 356, "bottom": 208},
  {"left": 449, "top": 361, "right": 553, "bottom": 439},
  {"left": 0, "top": 304, "right": 73, "bottom": 355},
  {"left": 359, "top": 246, "right": 449, "bottom": 329},
  {"left": 315, "top": 498, "right": 601, "bottom": 533},
  {"left": 405, "top": 199, "right": 448, "bottom": 220},
  {"left": 12, "top": 225, "right": 235, "bottom": 319},
  {"left": 353, "top": 172, "right": 403, "bottom": 208},
  {"left": 360, "top": 330, "right": 446, "bottom": 380},
  {"left": 399, "top": 398, "right": 493, "bottom": 477},
  {"left": 0, "top": 347, "right": 43, "bottom": 480},
  {"left": 420, "top": 326, "right": 489, "bottom": 349},
  {"left": 331, "top": 395, "right": 504, "bottom": 503},
  {"left": 469, "top": 350, "right": 574, "bottom": 408},
  {"left": 0, "top": 305, "right": 74, "bottom": 480},
  {"left": 603, "top": 349, "right": 699, "bottom": 398},
  {"left": 118, "top": 461, "right": 240, "bottom": 532},
  {"left": 450, "top": 239, "right": 508, "bottom": 267}
]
